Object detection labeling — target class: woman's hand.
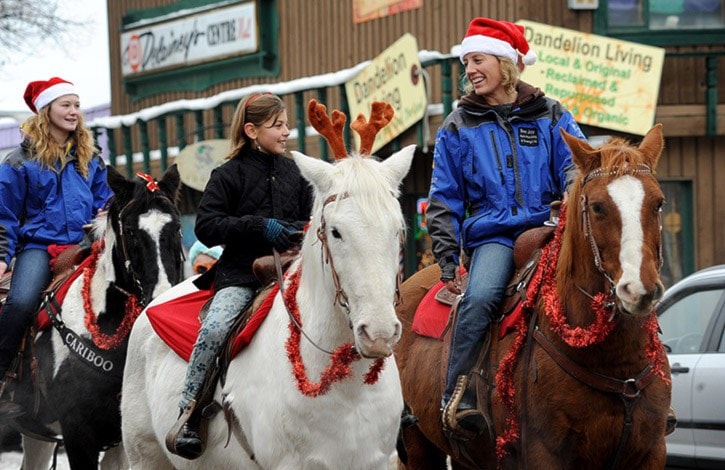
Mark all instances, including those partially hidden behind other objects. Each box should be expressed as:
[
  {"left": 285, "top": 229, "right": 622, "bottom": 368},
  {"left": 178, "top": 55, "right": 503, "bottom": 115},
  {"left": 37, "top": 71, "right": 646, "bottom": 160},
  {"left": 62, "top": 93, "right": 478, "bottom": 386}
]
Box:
[{"left": 442, "top": 265, "right": 462, "bottom": 295}]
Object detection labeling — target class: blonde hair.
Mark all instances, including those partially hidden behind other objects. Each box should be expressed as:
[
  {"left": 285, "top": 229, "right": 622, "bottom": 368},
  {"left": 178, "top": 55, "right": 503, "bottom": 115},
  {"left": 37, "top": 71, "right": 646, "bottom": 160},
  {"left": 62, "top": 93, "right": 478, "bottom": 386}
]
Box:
[
  {"left": 463, "top": 56, "right": 521, "bottom": 96},
  {"left": 21, "top": 106, "right": 96, "bottom": 177},
  {"left": 227, "top": 93, "right": 286, "bottom": 160}
]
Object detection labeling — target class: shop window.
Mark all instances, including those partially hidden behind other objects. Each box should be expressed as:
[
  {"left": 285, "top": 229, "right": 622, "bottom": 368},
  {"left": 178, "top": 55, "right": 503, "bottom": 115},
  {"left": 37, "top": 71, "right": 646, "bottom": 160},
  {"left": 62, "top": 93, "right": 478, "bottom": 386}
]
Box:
[
  {"left": 599, "top": 0, "right": 724, "bottom": 45},
  {"left": 660, "top": 180, "right": 695, "bottom": 287}
]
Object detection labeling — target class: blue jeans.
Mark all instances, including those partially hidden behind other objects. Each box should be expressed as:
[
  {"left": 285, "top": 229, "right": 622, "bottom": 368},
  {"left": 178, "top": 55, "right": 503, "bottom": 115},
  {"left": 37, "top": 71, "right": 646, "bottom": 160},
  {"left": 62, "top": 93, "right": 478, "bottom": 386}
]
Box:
[
  {"left": 0, "top": 249, "right": 52, "bottom": 376},
  {"left": 179, "top": 285, "right": 255, "bottom": 409},
  {"left": 443, "top": 243, "right": 514, "bottom": 407}
]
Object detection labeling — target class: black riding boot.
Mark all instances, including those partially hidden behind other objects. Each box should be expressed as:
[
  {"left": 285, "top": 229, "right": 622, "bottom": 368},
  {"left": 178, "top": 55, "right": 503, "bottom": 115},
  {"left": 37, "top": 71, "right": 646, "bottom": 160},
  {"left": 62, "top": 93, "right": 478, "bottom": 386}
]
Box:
[{"left": 166, "top": 401, "right": 204, "bottom": 460}]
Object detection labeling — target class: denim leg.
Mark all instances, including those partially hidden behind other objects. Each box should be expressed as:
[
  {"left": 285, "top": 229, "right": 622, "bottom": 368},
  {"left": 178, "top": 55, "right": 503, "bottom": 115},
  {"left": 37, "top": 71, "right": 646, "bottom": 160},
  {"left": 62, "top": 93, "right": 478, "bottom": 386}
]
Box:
[
  {"left": 179, "top": 286, "right": 254, "bottom": 409},
  {"left": 0, "top": 249, "right": 52, "bottom": 375},
  {"left": 443, "top": 243, "right": 514, "bottom": 406}
]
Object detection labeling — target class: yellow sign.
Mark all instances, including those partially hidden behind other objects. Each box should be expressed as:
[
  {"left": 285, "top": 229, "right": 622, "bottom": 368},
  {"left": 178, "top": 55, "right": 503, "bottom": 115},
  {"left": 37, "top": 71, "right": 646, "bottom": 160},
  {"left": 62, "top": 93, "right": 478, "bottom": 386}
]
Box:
[
  {"left": 175, "top": 139, "right": 230, "bottom": 191},
  {"left": 518, "top": 20, "right": 665, "bottom": 136},
  {"left": 345, "top": 33, "right": 427, "bottom": 153},
  {"left": 353, "top": 0, "right": 423, "bottom": 24}
]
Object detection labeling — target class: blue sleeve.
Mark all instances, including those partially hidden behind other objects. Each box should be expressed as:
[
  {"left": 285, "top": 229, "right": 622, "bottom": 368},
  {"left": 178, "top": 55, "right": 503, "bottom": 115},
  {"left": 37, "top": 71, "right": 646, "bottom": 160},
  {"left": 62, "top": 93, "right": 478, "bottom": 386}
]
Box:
[
  {"left": 0, "top": 162, "right": 27, "bottom": 263},
  {"left": 551, "top": 110, "right": 584, "bottom": 193},
  {"left": 427, "top": 127, "right": 466, "bottom": 264},
  {"left": 91, "top": 157, "right": 113, "bottom": 213}
]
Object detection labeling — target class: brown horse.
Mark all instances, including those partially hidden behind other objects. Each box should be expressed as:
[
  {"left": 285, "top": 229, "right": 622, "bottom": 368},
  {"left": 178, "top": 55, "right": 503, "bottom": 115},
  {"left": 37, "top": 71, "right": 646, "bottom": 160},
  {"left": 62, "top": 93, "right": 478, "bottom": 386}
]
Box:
[{"left": 395, "top": 125, "right": 672, "bottom": 469}]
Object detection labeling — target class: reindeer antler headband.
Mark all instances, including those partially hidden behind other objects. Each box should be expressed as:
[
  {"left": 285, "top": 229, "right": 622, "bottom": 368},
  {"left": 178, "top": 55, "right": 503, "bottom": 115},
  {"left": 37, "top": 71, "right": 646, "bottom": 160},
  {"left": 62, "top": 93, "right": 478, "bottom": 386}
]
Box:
[{"left": 307, "top": 99, "right": 395, "bottom": 159}]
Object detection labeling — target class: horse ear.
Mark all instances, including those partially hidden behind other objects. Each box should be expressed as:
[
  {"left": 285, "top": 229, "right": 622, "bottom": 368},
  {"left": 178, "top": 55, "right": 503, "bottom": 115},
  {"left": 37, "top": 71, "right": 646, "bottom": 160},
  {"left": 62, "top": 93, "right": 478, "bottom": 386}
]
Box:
[
  {"left": 106, "top": 164, "right": 134, "bottom": 200},
  {"left": 560, "top": 128, "right": 599, "bottom": 174},
  {"left": 290, "top": 150, "right": 334, "bottom": 195},
  {"left": 380, "top": 145, "right": 415, "bottom": 196},
  {"left": 158, "top": 164, "right": 181, "bottom": 202},
  {"left": 637, "top": 123, "right": 664, "bottom": 170}
]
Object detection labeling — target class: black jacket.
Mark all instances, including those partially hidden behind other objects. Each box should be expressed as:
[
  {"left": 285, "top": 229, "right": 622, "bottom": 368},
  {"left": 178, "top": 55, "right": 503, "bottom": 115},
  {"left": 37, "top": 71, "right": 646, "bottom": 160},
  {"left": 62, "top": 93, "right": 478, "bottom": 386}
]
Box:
[{"left": 194, "top": 147, "right": 312, "bottom": 290}]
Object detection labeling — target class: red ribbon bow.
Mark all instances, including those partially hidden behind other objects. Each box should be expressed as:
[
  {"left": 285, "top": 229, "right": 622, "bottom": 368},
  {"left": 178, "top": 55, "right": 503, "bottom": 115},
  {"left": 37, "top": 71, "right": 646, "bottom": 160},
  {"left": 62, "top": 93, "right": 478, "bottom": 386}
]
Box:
[{"left": 136, "top": 172, "right": 159, "bottom": 192}]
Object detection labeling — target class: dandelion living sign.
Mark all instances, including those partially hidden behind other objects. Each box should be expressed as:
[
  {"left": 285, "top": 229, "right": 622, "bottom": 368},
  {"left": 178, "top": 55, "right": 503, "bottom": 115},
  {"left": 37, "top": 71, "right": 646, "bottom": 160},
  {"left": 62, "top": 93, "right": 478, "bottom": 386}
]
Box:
[{"left": 519, "top": 20, "right": 665, "bottom": 136}]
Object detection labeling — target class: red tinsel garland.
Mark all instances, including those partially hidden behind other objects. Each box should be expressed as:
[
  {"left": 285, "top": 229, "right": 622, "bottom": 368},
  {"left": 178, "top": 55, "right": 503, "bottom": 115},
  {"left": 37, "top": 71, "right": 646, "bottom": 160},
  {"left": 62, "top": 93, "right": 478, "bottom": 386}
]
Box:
[
  {"left": 283, "top": 267, "right": 385, "bottom": 397},
  {"left": 494, "top": 204, "right": 670, "bottom": 463},
  {"left": 82, "top": 240, "right": 144, "bottom": 350}
]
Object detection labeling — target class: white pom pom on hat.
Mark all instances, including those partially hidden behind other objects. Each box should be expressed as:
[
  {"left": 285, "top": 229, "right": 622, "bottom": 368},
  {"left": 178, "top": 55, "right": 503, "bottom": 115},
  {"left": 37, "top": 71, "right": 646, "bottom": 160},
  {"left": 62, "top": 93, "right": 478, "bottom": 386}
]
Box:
[
  {"left": 459, "top": 17, "right": 538, "bottom": 66},
  {"left": 23, "top": 77, "right": 78, "bottom": 114}
]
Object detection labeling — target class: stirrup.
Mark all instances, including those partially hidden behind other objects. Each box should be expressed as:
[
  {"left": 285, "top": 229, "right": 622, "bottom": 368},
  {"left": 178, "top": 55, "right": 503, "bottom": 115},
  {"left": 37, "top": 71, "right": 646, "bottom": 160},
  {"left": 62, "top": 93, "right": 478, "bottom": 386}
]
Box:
[
  {"left": 442, "top": 375, "right": 483, "bottom": 441},
  {"left": 166, "top": 400, "right": 204, "bottom": 459}
]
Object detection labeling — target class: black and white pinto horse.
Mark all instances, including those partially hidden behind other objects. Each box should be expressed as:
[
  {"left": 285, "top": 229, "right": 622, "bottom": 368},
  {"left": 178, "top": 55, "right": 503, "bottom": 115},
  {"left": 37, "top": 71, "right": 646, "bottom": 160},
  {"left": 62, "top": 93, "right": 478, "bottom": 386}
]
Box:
[{"left": 13, "top": 164, "right": 183, "bottom": 470}]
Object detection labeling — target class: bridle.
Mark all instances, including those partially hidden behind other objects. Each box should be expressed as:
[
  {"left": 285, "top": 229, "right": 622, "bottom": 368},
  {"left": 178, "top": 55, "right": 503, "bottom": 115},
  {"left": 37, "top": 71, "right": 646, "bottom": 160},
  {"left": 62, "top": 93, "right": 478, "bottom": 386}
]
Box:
[
  {"left": 275, "top": 190, "right": 403, "bottom": 356},
  {"left": 113, "top": 173, "right": 179, "bottom": 305},
  {"left": 579, "top": 164, "right": 664, "bottom": 301}
]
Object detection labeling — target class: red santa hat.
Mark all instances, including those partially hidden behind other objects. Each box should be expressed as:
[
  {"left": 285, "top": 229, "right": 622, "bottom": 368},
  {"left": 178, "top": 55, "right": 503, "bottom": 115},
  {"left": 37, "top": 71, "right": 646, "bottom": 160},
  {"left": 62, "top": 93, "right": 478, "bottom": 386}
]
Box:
[
  {"left": 23, "top": 77, "right": 78, "bottom": 114},
  {"left": 459, "top": 18, "right": 537, "bottom": 66}
]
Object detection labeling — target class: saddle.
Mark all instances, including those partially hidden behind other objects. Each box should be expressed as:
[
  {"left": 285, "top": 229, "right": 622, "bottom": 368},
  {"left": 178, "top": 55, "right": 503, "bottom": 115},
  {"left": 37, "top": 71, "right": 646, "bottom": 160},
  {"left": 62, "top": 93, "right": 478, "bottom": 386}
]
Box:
[
  {"left": 167, "top": 251, "right": 298, "bottom": 458},
  {"left": 0, "top": 244, "right": 88, "bottom": 310}
]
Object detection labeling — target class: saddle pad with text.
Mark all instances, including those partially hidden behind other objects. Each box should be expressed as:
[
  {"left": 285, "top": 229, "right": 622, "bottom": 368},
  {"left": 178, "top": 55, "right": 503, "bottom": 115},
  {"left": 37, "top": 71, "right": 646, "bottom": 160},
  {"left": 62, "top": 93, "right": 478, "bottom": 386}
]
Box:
[{"left": 146, "top": 285, "right": 279, "bottom": 361}]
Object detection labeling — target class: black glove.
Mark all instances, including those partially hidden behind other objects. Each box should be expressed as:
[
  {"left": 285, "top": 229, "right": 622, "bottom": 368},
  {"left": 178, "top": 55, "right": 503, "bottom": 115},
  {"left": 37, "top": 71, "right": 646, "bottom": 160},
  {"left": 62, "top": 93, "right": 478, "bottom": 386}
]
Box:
[
  {"left": 263, "top": 218, "right": 300, "bottom": 252},
  {"left": 439, "top": 255, "right": 458, "bottom": 282}
]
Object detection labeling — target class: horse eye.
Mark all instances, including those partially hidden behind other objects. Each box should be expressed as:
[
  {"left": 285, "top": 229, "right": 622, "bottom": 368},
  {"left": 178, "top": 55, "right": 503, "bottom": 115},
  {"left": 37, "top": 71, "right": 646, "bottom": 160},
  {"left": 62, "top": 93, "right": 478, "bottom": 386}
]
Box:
[
  {"left": 591, "top": 202, "right": 604, "bottom": 215},
  {"left": 331, "top": 228, "right": 342, "bottom": 239}
]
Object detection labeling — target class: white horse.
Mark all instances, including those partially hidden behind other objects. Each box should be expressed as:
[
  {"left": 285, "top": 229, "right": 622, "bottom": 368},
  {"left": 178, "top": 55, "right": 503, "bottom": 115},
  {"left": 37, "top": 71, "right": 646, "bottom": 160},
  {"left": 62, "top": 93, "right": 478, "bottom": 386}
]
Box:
[{"left": 121, "top": 139, "right": 415, "bottom": 469}]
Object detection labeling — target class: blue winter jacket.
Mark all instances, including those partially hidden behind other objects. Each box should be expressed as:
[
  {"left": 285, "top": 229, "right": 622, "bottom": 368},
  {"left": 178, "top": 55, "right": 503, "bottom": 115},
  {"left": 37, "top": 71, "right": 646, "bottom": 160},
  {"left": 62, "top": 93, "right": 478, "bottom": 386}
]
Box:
[
  {"left": 427, "top": 81, "right": 585, "bottom": 268},
  {"left": 0, "top": 141, "right": 113, "bottom": 265}
]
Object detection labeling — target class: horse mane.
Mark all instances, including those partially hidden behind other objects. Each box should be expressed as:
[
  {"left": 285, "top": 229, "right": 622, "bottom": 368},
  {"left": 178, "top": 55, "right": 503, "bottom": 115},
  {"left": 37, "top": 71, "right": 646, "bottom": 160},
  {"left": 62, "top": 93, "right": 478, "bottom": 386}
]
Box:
[
  {"left": 321, "top": 155, "right": 406, "bottom": 231},
  {"left": 597, "top": 136, "right": 651, "bottom": 175}
]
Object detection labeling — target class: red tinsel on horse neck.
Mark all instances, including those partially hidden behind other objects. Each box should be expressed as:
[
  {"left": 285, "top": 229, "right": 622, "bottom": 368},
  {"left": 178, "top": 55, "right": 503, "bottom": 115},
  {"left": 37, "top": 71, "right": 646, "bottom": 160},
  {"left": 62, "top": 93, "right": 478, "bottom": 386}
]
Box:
[
  {"left": 82, "top": 239, "right": 144, "bottom": 350},
  {"left": 283, "top": 266, "right": 385, "bottom": 397},
  {"left": 494, "top": 203, "right": 670, "bottom": 463}
]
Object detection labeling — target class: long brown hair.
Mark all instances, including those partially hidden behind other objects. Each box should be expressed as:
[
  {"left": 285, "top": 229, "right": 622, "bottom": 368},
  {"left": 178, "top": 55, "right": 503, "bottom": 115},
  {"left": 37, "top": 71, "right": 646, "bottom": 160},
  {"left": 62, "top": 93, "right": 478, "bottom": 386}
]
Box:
[
  {"left": 227, "top": 93, "right": 286, "bottom": 160},
  {"left": 21, "top": 106, "right": 96, "bottom": 177}
]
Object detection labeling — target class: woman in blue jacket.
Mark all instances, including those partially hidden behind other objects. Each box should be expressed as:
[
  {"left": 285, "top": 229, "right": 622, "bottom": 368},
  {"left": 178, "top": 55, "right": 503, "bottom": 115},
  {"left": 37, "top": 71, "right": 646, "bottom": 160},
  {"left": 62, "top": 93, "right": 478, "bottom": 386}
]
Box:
[
  {"left": 427, "top": 18, "right": 584, "bottom": 436},
  {"left": 0, "top": 77, "right": 112, "bottom": 420}
]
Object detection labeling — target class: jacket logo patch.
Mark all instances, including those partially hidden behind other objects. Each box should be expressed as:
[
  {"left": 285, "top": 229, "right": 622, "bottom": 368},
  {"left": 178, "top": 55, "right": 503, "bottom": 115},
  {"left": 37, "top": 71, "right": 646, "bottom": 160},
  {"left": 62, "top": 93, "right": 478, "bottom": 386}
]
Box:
[{"left": 518, "top": 128, "right": 539, "bottom": 146}]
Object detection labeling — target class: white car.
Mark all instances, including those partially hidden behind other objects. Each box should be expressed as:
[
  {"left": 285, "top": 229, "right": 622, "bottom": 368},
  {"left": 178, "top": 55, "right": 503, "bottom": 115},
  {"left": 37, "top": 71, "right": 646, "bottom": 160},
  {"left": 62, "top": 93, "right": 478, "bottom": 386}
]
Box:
[{"left": 657, "top": 265, "right": 725, "bottom": 469}]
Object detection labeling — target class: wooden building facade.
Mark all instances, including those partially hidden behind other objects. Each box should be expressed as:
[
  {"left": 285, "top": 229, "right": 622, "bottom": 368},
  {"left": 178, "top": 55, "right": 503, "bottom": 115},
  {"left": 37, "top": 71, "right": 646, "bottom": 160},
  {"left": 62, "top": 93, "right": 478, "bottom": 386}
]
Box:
[{"left": 99, "top": 0, "right": 725, "bottom": 284}]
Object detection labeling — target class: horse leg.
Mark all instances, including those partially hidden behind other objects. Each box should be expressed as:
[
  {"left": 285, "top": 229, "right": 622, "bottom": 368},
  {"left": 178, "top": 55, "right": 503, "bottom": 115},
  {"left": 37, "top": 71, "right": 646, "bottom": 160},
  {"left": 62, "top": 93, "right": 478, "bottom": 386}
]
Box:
[
  {"left": 398, "top": 424, "right": 448, "bottom": 469},
  {"left": 62, "top": 433, "right": 100, "bottom": 470},
  {"left": 20, "top": 436, "right": 56, "bottom": 470},
  {"left": 100, "top": 444, "right": 129, "bottom": 470}
]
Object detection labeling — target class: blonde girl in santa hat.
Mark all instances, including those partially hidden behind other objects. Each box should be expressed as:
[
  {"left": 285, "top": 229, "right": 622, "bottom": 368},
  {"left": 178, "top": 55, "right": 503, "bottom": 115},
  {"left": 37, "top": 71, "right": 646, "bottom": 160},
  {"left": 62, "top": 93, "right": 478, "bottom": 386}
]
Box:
[
  {"left": 426, "top": 17, "right": 585, "bottom": 437},
  {"left": 0, "top": 77, "right": 112, "bottom": 420}
]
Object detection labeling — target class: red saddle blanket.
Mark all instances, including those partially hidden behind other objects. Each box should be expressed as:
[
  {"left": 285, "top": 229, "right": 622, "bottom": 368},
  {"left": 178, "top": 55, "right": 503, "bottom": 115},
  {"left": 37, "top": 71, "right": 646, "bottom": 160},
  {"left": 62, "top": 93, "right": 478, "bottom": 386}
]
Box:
[
  {"left": 412, "top": 281, "right": 523, "bottom": 340},
  {"left": 35, "top": 253, "right": 95, "bottom": 331},
  {"left": 146, "top": 285, "right": 279, "bottom": 362}
]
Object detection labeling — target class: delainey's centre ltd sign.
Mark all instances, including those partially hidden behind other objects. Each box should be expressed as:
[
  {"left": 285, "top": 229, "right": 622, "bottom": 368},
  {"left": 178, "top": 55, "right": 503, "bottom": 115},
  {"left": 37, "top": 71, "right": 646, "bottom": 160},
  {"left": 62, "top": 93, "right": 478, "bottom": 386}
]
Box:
[{"left": 519, "top": 20, "right": 665, "bottom": 136}]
